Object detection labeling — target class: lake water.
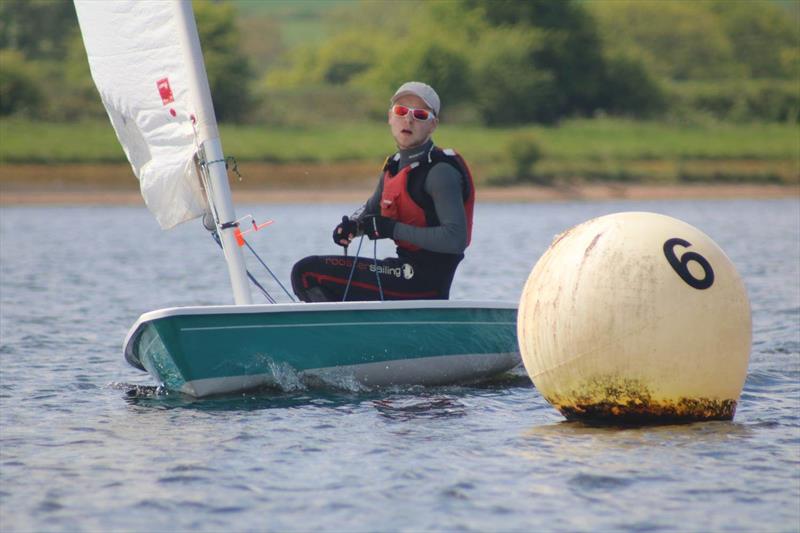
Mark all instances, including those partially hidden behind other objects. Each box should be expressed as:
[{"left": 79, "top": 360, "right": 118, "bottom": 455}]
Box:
[{"left": 1, "top": 199, "right": 798, "bottom": 532}]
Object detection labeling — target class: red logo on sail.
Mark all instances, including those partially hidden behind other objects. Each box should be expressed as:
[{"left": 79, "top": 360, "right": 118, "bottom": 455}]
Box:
[{"left": 156, "top": 78, "right": 174, "bottom": 105}]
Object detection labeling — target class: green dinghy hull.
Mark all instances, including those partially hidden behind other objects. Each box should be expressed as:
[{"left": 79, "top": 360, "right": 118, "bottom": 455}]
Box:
[{"left": 123, "top": 301, "right": 520, "bottom": 397}]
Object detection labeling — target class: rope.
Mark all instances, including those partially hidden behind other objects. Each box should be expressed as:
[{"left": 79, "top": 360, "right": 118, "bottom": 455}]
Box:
[
  {"left": 209, "top": 231, "right": 276, "bottom": 304},
  {"left": 226, "top": 156, "right": 243, "bottom": 181},
  {"left": 342, "top": 235, "right": 365, "bottom": 302},
  {"left": 197, "top": 153, "right": 221, "bottom": 228},
  {"left": 242, "top": 239, "right": 296, "bottom": 302},
  {"left": 341, "top": 236, "right": 385, "bottom": 302},
  {"left": 373, "top": 239, "right": 384, "bottom": 301},
  {"left": 203, "top": 156, "right": 243, "bottom": 181},
  {"left": 201, "top": 154, "right": 294, "bottom": 304}
]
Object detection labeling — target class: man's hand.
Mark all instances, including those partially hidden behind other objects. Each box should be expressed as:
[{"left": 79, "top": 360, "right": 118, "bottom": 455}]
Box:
[
  {"left": 362, "top": 215, "right": 396, "bottom": 240},
  {"left": 332, "top": 216, "right": 360, "bottom": 247}
]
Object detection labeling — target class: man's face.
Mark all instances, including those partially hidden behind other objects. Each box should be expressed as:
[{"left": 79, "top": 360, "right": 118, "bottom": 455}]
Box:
[{"left": 388, "top": 94, "right": 438, "bottom": 150}]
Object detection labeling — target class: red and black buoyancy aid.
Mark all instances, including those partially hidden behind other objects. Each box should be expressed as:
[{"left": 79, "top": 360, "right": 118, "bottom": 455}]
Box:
[{"left": 380, "top": 147, "right": 475, "bottom": 252}]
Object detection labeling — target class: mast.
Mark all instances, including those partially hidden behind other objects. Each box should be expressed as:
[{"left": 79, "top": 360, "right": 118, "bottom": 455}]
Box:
[{"left": 173, "top": 0, "right": 252, "bottom": 305}]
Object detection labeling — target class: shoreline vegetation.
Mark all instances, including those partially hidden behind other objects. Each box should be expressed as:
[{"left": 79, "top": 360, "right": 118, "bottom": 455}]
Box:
[
  {"left": 2, "top": 119, "right": 797, "bottom": 170},
  {"left": 1, "top": 118, "right": 797, "bottom": 205},
  {"left": 1, "top": 162, "right": 796, "bottom": 206},
  {"left": 0, "top": 117, "right": 800, "bottom": 205}
]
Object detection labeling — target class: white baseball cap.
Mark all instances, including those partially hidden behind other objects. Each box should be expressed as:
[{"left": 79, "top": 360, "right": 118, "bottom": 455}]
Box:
[{"left": 391, "top": 81, "right": 440, "bottom": 116}]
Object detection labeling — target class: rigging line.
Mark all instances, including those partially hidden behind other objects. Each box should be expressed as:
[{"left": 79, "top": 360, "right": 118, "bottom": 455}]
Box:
[
  {"left": 373, "top": 239, "right": 384, "bottom": 301},
  {"left": 190, "top": 121, "right": 215, "bottom": 216},
  {"left": 210, "top": 231, "right": 276, "bottom": 304},
  {"left": 242, "top": 239, "right": 296, "bottom": 302},
  {"left": 225, "top": 156, "right": 242, "bottom": 181},
  {"left": 197, "top": 152, "right": 221, "bottom": 227},
  {"left": 197, "top": 142, "right": 280, "bottom": 303},
  {"left": 247, "top": 270, "right": 276, "bottom": 304},
  {"left": 342, "top": 235, "right": 365, "bottom": 302}
]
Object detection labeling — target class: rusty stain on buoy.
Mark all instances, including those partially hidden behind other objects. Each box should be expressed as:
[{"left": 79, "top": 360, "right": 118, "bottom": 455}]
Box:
[{"left": 546, "top": 375, "right": 737, "bottom": 424}]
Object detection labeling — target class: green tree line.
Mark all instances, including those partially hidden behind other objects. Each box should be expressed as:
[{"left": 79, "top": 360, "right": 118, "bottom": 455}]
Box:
[
  {"left": 1, "top": 0, "right": 797, "bottom": 126},
  {"left": 0, "top": 0, "right": 251, "bottom": 121}
]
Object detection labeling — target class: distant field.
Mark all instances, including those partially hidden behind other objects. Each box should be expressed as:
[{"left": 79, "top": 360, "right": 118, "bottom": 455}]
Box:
[
  {"left": 1, "top": 118, "right": 797, "bottom": 184},
  {"left": 234, "top": 0, "right": 350, "bottom": 49}
]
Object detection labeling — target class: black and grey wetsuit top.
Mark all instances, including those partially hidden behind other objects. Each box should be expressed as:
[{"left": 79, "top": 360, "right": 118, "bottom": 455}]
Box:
[{"left": 357, "top": 139, "right": 469, "bottom": 255}]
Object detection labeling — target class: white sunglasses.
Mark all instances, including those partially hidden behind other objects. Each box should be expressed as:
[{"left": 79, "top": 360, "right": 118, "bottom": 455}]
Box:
[{"left": 390, "top": 104, "right": 436, "bottom": 121}]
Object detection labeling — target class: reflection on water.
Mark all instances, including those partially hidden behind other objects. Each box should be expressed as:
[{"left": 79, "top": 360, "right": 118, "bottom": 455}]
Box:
[
  {"left": 373, "top": 396, "right": 468, "bottom": 421},
  {"left": 523, "top": 417, "right": 755, "bottom": 447}
]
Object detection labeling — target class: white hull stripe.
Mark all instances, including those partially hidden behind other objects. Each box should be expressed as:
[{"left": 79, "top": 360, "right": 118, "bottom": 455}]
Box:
[{"left": 180, "top": 320, "right": 516, "bottom": 332}]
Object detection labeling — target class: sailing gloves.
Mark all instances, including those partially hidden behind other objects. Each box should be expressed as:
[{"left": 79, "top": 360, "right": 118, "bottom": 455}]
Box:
[
  {"left": 333, "top": 216, "right": 360, "bottom": 247},
  {"left": 362, "top": 215, "right": 396, "bottom": 240},
  {"left": 332, "top": 215, "right": 396, "bottom": 246}
]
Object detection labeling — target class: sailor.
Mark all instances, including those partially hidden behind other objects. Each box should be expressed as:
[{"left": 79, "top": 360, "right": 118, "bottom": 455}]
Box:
[{"left": 291, "top": 81, "right": 475, "bottom": 302}]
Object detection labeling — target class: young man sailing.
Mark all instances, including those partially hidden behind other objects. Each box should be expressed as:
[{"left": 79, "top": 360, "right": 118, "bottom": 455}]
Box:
[{"left": 291, "top": 82, "right": 476, "bottom": 302}]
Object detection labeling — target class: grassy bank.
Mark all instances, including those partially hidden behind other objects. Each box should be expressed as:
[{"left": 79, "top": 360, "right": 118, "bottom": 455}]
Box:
[{"left": 1, "top": 118, "right": 797, "bottom": 184}]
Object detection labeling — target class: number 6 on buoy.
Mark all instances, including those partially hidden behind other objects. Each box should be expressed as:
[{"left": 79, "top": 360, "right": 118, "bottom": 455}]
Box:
[{"left": 663, "top": 238, "right": 714, "bottom": 290}]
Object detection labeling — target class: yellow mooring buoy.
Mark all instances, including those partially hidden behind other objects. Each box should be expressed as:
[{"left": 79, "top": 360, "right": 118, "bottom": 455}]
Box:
[{"left": 518, "top": 212, "right": 751, "bottom": 424}]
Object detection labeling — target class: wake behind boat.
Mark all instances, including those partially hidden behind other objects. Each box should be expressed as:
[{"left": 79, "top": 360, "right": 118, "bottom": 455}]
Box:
[{"left": 75, "top": 0, "right": 521, "bottom": 397}]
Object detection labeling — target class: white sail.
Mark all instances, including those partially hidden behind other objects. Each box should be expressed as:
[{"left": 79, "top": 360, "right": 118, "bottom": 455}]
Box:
[{"left": 74, "top": 0, "right": 208, "bottom": 229}]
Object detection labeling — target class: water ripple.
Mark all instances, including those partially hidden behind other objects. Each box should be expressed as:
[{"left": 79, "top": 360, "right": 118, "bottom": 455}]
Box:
[{"left": 1, "top": 201, "right": 798, "bottom": 532}]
